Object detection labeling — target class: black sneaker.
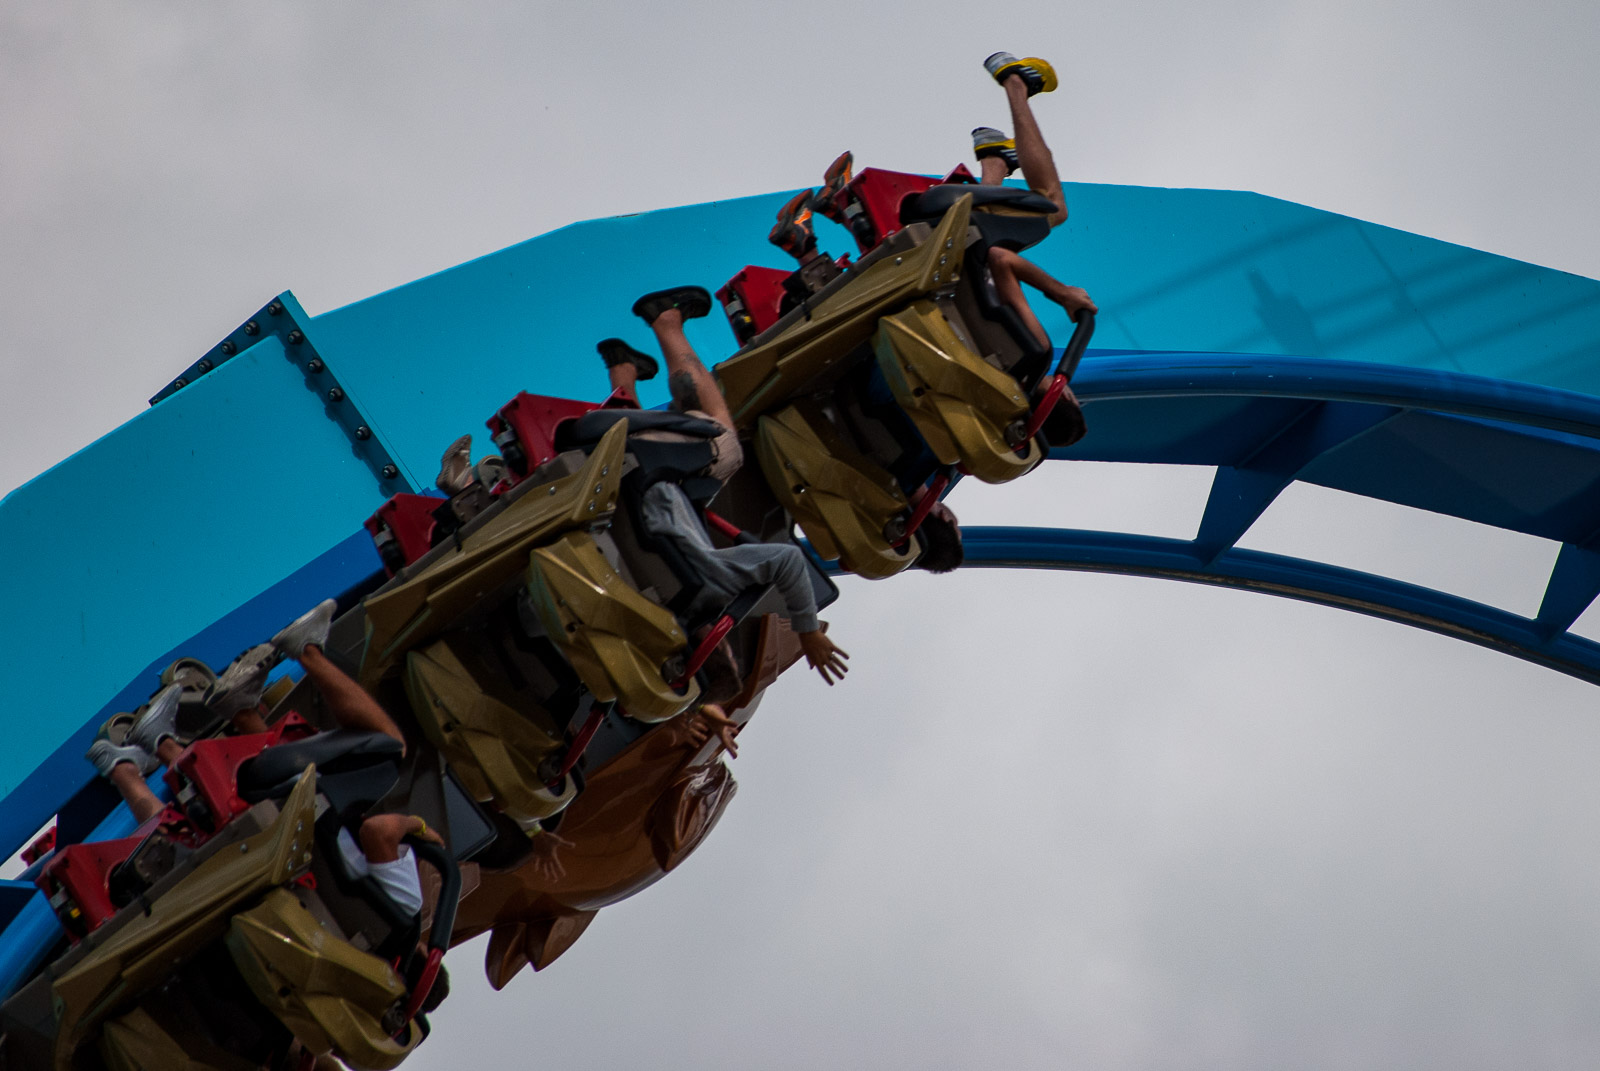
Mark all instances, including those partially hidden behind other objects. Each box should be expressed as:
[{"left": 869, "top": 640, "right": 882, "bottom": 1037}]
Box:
[
  {"left": 768, "top": 189, "right": 818, "bottom": 260},
  {"left": 596, "top": 338, "right": 659, "bottom": 380},
  {"left": 631, "top": 286, "right": 714, "bottom": 325},
  {"left": 983, "top": 52, "right": 1058, "bottom": 96},
  {"left": 971, "top": 127, "right": 1019, "bottom": 174}
]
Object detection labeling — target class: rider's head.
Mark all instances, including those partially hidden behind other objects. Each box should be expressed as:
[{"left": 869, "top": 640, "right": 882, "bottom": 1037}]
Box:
[
  {"left": 913, "top": 503, "right": 964, "bottom": 573},
  {"left": 668, "top": 371, "right": 701, "bottom": 413}
]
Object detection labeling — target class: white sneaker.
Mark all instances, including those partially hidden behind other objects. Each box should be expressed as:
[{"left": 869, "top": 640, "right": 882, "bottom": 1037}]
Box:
[
  {"left": 127, "top": 683, "right": 183, "bottom": 753},
  {"left": 86, "top": 739, "right": 155, "bottom": 779},
  {"left": 208, "top": 643, "right": 277, "bottom": 718},
  {"left": 272, "top": 598, "right": 337, "bottom": 660}
]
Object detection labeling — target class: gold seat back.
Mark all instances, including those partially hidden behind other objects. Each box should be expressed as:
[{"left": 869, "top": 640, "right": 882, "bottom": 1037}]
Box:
[
  {"left": 874, "top": 300, "right": 1044, "bottom": 484},
  {"left": 754, "top": 403, "right": 920, "bottom": 580},
  {"left": 525, "top": 531, "right": 698, "bottom": 723}
]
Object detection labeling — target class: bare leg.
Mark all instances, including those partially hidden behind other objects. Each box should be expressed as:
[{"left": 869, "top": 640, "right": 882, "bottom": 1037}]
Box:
[
  {"left": 108, "top": 763, "right": 164, "bottom": 824},
  {"left": 978, "top": 156, "right": 1010, "bottom": 186},
  {"left": 649, "top": 310, "right": 734, "bottom": 430},
  {"left": 607, "top": 361, "right": 639, "bottom": 405},
  {"left": 299, "top": 645, "right": 406, "bottom": 754},
  {"left": 154, "top": 738, "right": 183, "bottom": 767},
  {"left": 1003, "top": 76, "right": 1067, "bottom": 226}
]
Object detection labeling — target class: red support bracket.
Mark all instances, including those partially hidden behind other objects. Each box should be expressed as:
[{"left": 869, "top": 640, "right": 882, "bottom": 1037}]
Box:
[
  {"left": 894, "top": 471, "right": 952, "bottom": 549},
  {"left": 1020, "top": 373, "right": 1069, "bottom": 449},
  {"left": 551, "top": 702, "right": 609, "bottom": 787},
  {"left": 400, "top": 947, "right": 445, "bottom": 1033},
  {"left": 672, "top": 614, "right": 734, "bottom": 692}
]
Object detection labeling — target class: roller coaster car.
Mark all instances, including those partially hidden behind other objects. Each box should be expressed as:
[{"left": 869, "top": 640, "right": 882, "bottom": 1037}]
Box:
[
  {"left": 5, "top": 723, "right": 471, "bottom": 1071},
  {"left": 711, "top": 179, "right": 1091, "bottom": 579},
  {"left": 359, "top": 409, "right": 834, "bottom": 829}
]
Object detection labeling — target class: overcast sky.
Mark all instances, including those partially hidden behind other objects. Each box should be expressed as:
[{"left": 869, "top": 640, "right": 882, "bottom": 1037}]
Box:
[{"left": 6, "top": 2, "right": 1600, "bottom": 1068}]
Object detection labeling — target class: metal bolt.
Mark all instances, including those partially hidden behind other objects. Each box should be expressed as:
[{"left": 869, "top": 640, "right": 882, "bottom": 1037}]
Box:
[
  {"left": 197, "top": 359, "right": 212, "bottom": 372},
  {"left": 173, "top": 377, "right": 187, "bottom": 388},
  {"left": 287, "top": 330, "right": 305, "bottom": 345},
  {"left": 306, "top": 358, "right": 324, "bottom": 373},
  {"left": 894, "top": 257, "right": 903, "bottom": 265},
  {"left": 327, "top": 387, "right": 345, "bottom": 402},
  {"left": 220, "top": 341, "right": 236, "bottom": 355},
  {"left": 354, "top": 425, "right": 371, "bottom": 440},
  {"left": 239, "top": 844, "right": 249, "bottom": 853},
  {"left": 381, "top": 464, "right": 399, "bottom": 479},
  {"left": 945, "top": 238, "right": 954, "bottom": 249},
  {"left": 243, "top": 320, "right": 259, "bottom": 336},
  {"left": 267, "top": 301, "right": 284, "bottom": 316}
]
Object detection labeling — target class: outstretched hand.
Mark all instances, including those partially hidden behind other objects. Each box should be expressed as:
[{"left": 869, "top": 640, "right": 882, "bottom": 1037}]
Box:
[
  {"left": 685, "top": 702, "right": 741, "bottom": 757},
  {"left": 528, "top": 830, "right": 574, "bottom": 883},
  {"left": 798, "top": 628, "right": 850, "bottom": 685}
]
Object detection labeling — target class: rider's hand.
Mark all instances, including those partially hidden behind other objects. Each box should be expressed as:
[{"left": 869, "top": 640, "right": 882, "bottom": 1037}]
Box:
[
  {"left": 798, "top": 628, "right": 850, "bottom": 685},
  {"left": 1057, "top": 286, "right": 1098, "bottom": 320},
  {"left": 685, "top": 702, "right": 741, "bottom": 757},
  {"left": 529, "top": 830, "right": 573, "bottom": 883}
]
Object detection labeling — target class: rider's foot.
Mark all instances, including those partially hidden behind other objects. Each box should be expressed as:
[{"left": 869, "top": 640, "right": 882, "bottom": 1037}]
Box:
[
  {"left": 767, "top": 190, "right": 818, "bottom": 261},
  {"left": 208, "top": 642, "right": 277, "bottom": 718},
  {"left": 631, "top": 286, "right": 714, "bottom": 326},
  {"left": 127, "top": 683, "right": 183, "bottom": 753},
  {"left": 814, "top": 152, "right": 854, "bottom": 223},
  {"left": 595, "top": 338, "right": 659, "bottom": 380},
  {"left": 272, "top": 599, "right": 337, "bottom": 660},
  {"left": 983, "top": 52, "right": 1058, "bottom": 96},
  {"left": 437, "top": 434, "right": 475, "bottom": 496},
  {"left": 86, "top": 739, "right": 155, "bottom": 779},
  {"left": 971, "top": 127, "right": 1019, "bottom": 174}
]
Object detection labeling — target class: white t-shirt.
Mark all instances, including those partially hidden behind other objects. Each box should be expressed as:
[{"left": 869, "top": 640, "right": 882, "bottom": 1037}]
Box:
[{"left": 335, "top": 826, "right": 424, "bottom": 917}]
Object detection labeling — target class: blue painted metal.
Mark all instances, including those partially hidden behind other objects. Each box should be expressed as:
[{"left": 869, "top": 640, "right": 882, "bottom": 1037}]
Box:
[
  {"left": 957, "top": 525, "right": 1600, "bottom": 686},
  {"left": 0, "top": 531, "right": 382, "bottom": 863}
]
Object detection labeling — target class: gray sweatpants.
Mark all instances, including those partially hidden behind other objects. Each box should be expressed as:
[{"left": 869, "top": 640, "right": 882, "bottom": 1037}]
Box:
[{"left": 640, "top": 482, "right": 819, "bottom": 633}]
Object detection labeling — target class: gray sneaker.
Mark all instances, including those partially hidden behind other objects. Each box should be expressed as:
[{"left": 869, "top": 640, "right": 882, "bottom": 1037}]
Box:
[
  {"left": 127, "top": 683, "right": 183, "bottom": 753},
  {"left": 86, "top": 739, "right": 156, "bottom": 779},
  {"left": 272, "top": 598, "right": 337, "bottom": 660},
  {"left": 437, "top": 434, "right": 475, "bottom": 496},
  {"left": 208, "top": 642, "right": 277, "bottom": 718}
]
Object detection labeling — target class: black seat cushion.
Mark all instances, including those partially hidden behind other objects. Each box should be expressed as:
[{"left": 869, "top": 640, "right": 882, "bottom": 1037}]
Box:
[
  {"left": 237, "top": 729, "right": 403, "bottom": 815},
  {"left": 903, "top": 184, "right": 1060, "bottom": 221},
  {"left": 903, "top": 185, "right": 1057, "bottom": 254},
  {"left": 558, "top": 409, "right": 724, "bottom": 450}
]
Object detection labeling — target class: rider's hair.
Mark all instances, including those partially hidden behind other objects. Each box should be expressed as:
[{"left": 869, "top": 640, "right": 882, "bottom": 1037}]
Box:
[
  {"left": 668, "top": 371, "right": 701, "bottom": 413},
  {"left": 913, "top": 512, "right": 964, "bottom": 573}
]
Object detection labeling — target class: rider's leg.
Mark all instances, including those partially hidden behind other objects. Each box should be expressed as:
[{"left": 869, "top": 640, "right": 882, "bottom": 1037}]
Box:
[
  {"left": 596, "top": 338, "right": 658, "bottom": 405},
  {"left": 1002, "top": 75, "right": 1067, "bottom": 226},
  {"left": 608, "top": 355, "right": 639, "bottom": 403},
  {"left": 649, "top": 309, "right": 735, "bottom": 430},
  {"left": 972, "top": 127, "right": 1018, "bottom": 186},
  {"left": 106, "top": 762, "right": 164, "bottom": 824},
  {"left": 89, "top": 740, "right": 163, "bottom": 823},
  {"left": 298, "top": 645, "right": 407, "bottom": 755}
]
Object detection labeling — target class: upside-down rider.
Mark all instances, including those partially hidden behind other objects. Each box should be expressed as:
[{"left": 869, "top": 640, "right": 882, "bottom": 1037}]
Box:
[
  {"left": 773, "top": 50, "right": 1097, "bottom": 376},
  {"left": 593, "top": 286, "right": 851, "bottom": 687},
  {"left": 85, "top": 600, "right": 452, "bottom": 1031}
]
